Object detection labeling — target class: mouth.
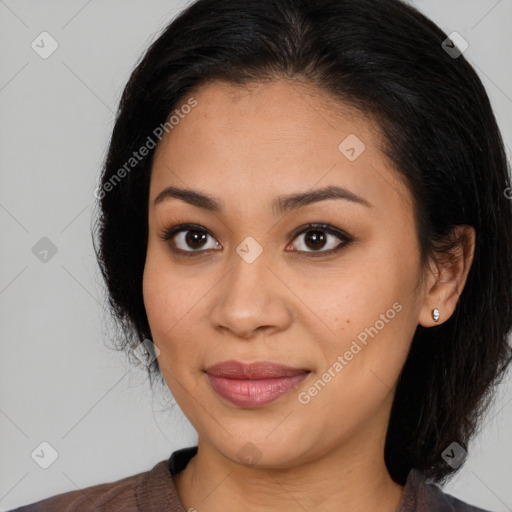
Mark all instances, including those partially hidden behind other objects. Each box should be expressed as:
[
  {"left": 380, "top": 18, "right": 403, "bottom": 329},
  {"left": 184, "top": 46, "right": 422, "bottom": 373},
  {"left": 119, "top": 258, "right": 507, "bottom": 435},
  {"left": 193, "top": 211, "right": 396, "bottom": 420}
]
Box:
[{"left": 204, "top": 360, "right": 311, "bottom": 408}]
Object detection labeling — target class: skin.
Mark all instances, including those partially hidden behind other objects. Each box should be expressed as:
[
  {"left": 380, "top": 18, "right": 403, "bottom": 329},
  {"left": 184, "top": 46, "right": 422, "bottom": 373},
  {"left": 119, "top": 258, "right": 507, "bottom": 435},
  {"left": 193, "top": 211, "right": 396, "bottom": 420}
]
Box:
[{"left": 142, "top": 79, "right": 475, "bottom": 512}]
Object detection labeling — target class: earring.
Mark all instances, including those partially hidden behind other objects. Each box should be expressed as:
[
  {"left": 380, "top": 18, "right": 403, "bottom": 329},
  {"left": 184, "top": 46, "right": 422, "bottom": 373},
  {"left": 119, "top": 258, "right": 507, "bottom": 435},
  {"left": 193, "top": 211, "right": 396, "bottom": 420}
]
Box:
[{"left": 432, "top": 308, "right": 440, "bottom": 322}]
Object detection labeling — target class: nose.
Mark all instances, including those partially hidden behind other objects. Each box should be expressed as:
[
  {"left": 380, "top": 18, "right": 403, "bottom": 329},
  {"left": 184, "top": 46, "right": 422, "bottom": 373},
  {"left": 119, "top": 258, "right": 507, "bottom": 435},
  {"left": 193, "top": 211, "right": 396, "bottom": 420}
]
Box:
[{"left": 210, "top": 249, "right": 293, "bottom": 340}]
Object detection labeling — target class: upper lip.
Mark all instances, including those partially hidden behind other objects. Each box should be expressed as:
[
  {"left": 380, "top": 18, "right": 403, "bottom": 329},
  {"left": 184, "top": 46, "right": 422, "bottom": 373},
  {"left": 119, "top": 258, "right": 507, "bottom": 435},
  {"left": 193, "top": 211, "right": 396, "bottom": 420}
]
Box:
[{"left": 205, "top": 360, "right": 310, "bottom": 379}]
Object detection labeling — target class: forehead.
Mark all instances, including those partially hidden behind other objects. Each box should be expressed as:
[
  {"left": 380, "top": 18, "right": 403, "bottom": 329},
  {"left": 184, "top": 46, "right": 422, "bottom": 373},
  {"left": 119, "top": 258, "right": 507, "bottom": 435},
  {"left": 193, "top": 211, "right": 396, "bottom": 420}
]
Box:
[
  {"left": 160, "top": 79, "right": 379, "bottom": 151},
  {"left": 149, "top": 79, "right": 412, "bottom": 216}
]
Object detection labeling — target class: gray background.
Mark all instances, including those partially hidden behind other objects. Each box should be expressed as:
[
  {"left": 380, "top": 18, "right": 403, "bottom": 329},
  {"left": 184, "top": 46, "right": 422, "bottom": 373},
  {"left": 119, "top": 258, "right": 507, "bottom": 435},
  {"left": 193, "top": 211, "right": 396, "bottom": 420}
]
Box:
[{"left": 1, "top": 0, "right": 511, "bottom": 510}]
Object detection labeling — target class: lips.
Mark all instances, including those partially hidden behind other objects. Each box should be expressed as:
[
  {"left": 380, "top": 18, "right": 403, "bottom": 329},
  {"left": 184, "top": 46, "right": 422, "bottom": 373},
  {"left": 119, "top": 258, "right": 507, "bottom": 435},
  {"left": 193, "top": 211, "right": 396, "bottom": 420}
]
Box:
[
  {"left": 205, "top": 360, "right": 310, "bottom": 407},
  {"left": 205, "top": 360, "right": 309, "bottom": 379}
]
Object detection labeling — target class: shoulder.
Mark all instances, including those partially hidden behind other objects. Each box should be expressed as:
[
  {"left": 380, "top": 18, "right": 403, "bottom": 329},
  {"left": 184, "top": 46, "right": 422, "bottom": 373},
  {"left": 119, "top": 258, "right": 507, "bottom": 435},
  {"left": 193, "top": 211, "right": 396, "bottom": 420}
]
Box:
[
  {"left": 8, "top": 460, "right": 170, "bottom": 512},
  {"left": 399, "top": 468, "right": 494, "bottom": 512}
]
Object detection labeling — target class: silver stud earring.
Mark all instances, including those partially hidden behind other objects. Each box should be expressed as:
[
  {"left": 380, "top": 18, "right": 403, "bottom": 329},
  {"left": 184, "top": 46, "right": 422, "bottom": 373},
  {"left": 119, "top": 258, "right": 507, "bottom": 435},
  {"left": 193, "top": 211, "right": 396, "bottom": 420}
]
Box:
[{"left": 432, "top": 308, "right": 440, "bottom": 322}]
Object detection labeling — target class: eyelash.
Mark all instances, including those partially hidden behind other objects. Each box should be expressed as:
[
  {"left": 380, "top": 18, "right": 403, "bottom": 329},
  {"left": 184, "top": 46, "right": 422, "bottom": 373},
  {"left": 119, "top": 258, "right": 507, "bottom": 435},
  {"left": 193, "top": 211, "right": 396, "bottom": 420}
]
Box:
[{"left": 157, "top": 219, "right": 354, "bottom": 259}]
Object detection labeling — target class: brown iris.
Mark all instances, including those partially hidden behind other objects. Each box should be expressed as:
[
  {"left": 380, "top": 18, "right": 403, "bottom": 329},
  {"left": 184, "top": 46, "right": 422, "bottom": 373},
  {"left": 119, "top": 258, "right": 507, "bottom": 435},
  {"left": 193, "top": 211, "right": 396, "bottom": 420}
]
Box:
[
  {"left": 303, "top": 230, "right": 327, "bottom": 251},
  {"left": 185, "top": 230, "right": 208, "bottom": 250}
]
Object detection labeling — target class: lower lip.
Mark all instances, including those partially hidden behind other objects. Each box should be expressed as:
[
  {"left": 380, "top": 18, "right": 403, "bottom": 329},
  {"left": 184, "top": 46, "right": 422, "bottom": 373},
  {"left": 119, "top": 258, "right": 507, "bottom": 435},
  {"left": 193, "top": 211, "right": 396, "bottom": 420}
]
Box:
[{"left": 206, "top": 373, "right": 309, "bottom": 408}]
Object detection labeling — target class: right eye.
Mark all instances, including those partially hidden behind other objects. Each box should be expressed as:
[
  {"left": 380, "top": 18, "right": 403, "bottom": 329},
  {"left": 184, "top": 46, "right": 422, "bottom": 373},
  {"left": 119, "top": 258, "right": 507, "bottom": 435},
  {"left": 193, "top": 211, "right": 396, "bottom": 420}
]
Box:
[{"left": 158, "top": 223, "right": 222, "bottom": 256}]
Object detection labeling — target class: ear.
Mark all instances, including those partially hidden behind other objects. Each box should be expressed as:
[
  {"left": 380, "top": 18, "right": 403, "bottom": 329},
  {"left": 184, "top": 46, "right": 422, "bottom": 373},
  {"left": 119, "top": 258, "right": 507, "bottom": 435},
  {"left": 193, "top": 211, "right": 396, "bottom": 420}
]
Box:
[{"left": 418, "top": 225, "right": 476, "bottom": 327}]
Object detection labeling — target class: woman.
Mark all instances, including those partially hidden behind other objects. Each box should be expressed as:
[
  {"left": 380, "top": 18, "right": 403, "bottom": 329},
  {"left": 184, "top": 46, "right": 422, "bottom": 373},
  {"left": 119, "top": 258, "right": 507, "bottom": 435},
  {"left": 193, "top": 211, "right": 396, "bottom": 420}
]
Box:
[{"left": 12, "top": 0, "right": 512, "bottom": 510}]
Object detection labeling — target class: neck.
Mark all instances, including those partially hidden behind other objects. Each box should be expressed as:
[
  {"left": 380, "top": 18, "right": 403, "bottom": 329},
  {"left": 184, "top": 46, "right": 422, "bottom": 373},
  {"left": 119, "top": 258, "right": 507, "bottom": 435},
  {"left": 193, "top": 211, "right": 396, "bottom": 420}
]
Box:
[{"left": 174, "top": 417, "right": 404, "bottom": 512}]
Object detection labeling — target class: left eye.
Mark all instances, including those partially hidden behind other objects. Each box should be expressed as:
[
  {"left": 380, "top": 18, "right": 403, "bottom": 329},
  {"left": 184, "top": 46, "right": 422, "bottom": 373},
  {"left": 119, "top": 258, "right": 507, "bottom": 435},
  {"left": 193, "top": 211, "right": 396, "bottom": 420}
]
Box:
[{"left": 288, "top": 224, "right": 350, "bottom": 255}]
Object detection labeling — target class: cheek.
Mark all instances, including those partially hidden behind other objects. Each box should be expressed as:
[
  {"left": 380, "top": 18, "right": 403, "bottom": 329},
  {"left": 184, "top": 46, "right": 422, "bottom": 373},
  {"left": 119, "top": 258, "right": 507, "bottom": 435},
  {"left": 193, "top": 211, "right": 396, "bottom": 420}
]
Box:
[
  {"left": 142, "top": 267, "right": 191, "bottom": 399},
  {"left": 143, "top": 235, "right": 195, "bottom": 327},
  {"left": 303, "top": 251, "right": 415, "bottom": 383},
  {"left": 142, "top": 257, "right": 192, "bottom": 348},
  {"left": 142, "top": 254, "right": 215, "bottom": 382},
  {"left": 300, "top": 306, "right": 412, "bottom": 433},
  {"left": 298, "top": 259, "right": 401, "bottom": 336},
  {"left": 142, "top": 268, "right": 172, "bottom": 333}
]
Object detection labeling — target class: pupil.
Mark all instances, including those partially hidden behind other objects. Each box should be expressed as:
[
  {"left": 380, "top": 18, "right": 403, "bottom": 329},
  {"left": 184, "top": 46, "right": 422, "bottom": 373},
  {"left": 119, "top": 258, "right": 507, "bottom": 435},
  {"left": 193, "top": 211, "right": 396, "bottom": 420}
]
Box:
[
  {"left": 186, "top": 230, "right": 207, "bottom": 249},
  {"left": 305, "top": 230, "right": 326, "bottom": 250}
]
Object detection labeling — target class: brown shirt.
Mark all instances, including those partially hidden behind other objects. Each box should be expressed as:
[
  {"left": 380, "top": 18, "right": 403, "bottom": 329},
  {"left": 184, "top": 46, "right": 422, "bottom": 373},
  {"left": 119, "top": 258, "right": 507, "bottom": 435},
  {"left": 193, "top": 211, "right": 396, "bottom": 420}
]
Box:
[{"left": 10, "top": 446, "right": 492, "bottom": 511}]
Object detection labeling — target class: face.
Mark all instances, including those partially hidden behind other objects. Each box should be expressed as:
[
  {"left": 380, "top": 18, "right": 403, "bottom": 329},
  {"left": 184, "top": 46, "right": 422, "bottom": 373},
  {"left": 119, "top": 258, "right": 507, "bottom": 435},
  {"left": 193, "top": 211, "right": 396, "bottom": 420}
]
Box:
[{"left": 143, "top": 79, "right": 428, "bottom": 468}]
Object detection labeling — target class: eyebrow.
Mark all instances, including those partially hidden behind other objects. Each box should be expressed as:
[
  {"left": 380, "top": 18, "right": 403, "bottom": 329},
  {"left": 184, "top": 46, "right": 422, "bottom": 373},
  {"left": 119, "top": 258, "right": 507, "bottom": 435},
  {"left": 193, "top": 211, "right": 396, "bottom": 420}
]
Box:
[{"left": 153, "top": 184, "right": 372, "bottom": 214}]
